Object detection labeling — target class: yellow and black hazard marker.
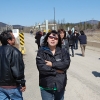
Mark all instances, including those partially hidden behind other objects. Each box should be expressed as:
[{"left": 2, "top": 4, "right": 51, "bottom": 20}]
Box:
[{"left": 19, "top": 33, "right": 26, "bottom": 54}]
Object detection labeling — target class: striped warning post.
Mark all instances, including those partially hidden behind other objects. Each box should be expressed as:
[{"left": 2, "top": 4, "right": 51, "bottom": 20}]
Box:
[{"left": 19, "top": 33, "right": 26, "bottom": 54}]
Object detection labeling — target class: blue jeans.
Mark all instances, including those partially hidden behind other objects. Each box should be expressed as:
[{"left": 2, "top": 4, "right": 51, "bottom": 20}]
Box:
[
  {"left": 0, "top": 87, "right": 23, "bottom": 100},
  {"left": 40, "top": 89, "right": 65, "bottom": 100}
]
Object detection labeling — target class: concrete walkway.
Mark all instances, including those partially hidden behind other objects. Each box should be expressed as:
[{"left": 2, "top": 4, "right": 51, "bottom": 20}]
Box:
[{"left": 23, "top": 33, "right": 100, "bottom": 100}]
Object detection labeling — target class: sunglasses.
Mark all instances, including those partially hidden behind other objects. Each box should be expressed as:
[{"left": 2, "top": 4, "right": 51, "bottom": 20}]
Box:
[{"left": 48, "top": 36, "right": 58, "bottom": 40}]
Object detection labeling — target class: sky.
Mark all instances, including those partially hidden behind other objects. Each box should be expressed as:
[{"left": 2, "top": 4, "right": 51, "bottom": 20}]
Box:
[{"left": 0, "top": 0, "right": 100, "bottom": 26}]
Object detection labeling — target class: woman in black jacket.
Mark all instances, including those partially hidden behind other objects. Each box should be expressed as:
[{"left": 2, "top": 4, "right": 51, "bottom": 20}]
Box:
[
  {"left": 58, "top": 29, "right": 69, "bottom": 53},
  {"left": 36, "top": 30, "right": 70, "bottom": 100}
]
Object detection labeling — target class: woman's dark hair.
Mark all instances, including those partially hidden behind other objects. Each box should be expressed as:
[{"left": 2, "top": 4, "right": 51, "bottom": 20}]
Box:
[
  {"left": 58, "top": 29, "right": 66, "bottom": 39},
  {"left": 7, "top": 30, "right": 12, "bottom": 33},
  {"left": 80, "top": 30, "right": 85, "bottom": 35},
  {"left": 0, "top": 30, "right": 12, "bottom": 45},
  {"left": 43, "top": 30, "right": 62, "bottom": 48}
]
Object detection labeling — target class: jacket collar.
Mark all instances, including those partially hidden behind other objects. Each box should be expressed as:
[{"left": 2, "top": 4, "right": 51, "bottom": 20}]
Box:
[{"left": 41, "top": 46, "right": 62, "bottom": 56}]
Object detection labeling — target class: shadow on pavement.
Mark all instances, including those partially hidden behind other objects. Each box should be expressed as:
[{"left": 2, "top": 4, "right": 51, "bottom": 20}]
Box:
[
  {"left": 92, "top": 71, "right": 100, "bottom": 77},
  {"left": 99, "top": 58, "right": 100, "bottom": 60},
  {"left": 75, "top": 53, "right": 82, "bottom": 56}
]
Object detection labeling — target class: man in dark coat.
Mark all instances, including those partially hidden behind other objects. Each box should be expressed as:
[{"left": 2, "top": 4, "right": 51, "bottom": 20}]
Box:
[
  {"left": 35, "top": 31, "right": 42, "bottom": 49},
  {"left": 67, "top": 30, "right": 75, "bottom": 57},
  {"left": 0, "top": 30, "right": 26, "bottom": 100},
  {"left": 78, "top": 30, "right": 87, "bottom": 57},
  {"left": 73, "top": 30, "right": 79, "bottom": 49}
]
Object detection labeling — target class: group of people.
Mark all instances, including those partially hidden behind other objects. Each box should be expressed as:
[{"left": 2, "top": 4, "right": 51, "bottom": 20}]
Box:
[
  {"left": 66, "top": 29, "right": 87, "bottom": 57},
  {"left": 35, "top": 31, "right": 46, "bottom": 49},
  {"left": 0, "top": 29, "right": 87, "bottom": 100},
  {"left": 35, "top": 29, "right": 87, "bottom": 57},
  {"left": 35, "top": 29, "right": 87, "bottom": 100}
]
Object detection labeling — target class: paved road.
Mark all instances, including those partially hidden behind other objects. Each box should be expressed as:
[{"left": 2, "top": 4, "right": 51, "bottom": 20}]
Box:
[{"left": 23, "top": 33, "right": 100, "bottom": 100}]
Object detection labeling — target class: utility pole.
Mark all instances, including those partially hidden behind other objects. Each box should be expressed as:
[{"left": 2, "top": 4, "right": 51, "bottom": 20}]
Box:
[
  {"left": 46, "top": 20, "right": 48, "bottom": 34},
  {"left": 54, "top": 7, "right": 55, "bottom": 30},
  {"left": 38, "top": 23, "right": 40, "bottom": 30}
]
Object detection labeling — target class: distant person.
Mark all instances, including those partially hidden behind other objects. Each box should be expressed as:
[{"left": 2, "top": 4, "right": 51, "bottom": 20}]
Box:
[
  {"left": 30, "top": 30, "right": 33, "bottom": 35},
  {"left": 0, "top": 30, "right": 26, "bottom": 100},
  {"left": 35, "top": 31, "right": 42, "bottom": 49},
  {"left": 78, "top": 30, "right": 87, "bottom": 57},
  {"left": 73, "top": 30, "right": 79, "bottom": 49},
  {"left": 67, "top": 30, "right": 75, "bottom": 57},
  {"left": 40, "top": 32, "right": 46, "bottom": 46},
  {"left": 36, "top": 30, "right": 70, "bottom": 100},
  {"left": 58, "top": 29, "right": 69, "bottom": 53}
]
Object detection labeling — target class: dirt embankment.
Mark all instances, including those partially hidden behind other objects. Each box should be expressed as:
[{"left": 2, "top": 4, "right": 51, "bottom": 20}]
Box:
[{"left": 85, "top": 30, "right": 100, "bottom": 42}]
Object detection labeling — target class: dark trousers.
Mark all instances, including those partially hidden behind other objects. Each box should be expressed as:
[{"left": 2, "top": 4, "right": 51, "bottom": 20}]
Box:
[
  {"left": 37, "top": 44, "right": 40, "bottom": 49},
  {"left": 40, "top": 89, "right": 65, "bottom": 100},
  {"left": 69, "top": 45, "right": 74, "bottom": 56},
  {"left": 74, "top": 40, "right": 78, "bottom": 49}
]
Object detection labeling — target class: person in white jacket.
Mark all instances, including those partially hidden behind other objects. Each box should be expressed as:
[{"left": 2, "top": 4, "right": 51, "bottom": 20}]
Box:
[{"left": 40, "top": 32, "right": 46, "bottom": 46}]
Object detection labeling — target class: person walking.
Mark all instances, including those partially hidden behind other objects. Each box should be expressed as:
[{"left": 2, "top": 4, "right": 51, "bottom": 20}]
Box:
[
  {"left": 67, "top": 30, "right": 75, "bottom": 57},
  {"left": 36, "top": 30, "right": 70, "bottom": 100},
  {"left": 78, "top": 30, "right": 87, "bottom": 57},
  {"left": 73, "top": 30, "right": 79, "bottom": 49},
  {"left": 40, "top": 32, "right": 46, "bottom": 46},
  {"left": 30, "top": 30, "right": 33, "bottom": 35},
  {"left": 0, "top": 30, "right": 26, "bottom": 100},
  {"left": 35, "top": 31, "right": 42, "bottom": 49},
  {"left": 58, "top": 29, "right": 69, "bottom": 53}
]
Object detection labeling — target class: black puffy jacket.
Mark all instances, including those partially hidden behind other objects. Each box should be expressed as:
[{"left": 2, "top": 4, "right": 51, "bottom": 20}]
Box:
[
  {"left": 36, "top": 46, "right": 70, "bottom": 92},
  {"left": 0, "top": 45, "right": 25, "bottom": 86},
  {"left": 67, "top": 34, "right": 74, "bottom": 46}
]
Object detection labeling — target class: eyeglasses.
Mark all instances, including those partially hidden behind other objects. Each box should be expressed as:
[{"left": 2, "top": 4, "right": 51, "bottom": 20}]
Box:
[{"left": 48, "top": 36, "right": 58, "bottom": 40}]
